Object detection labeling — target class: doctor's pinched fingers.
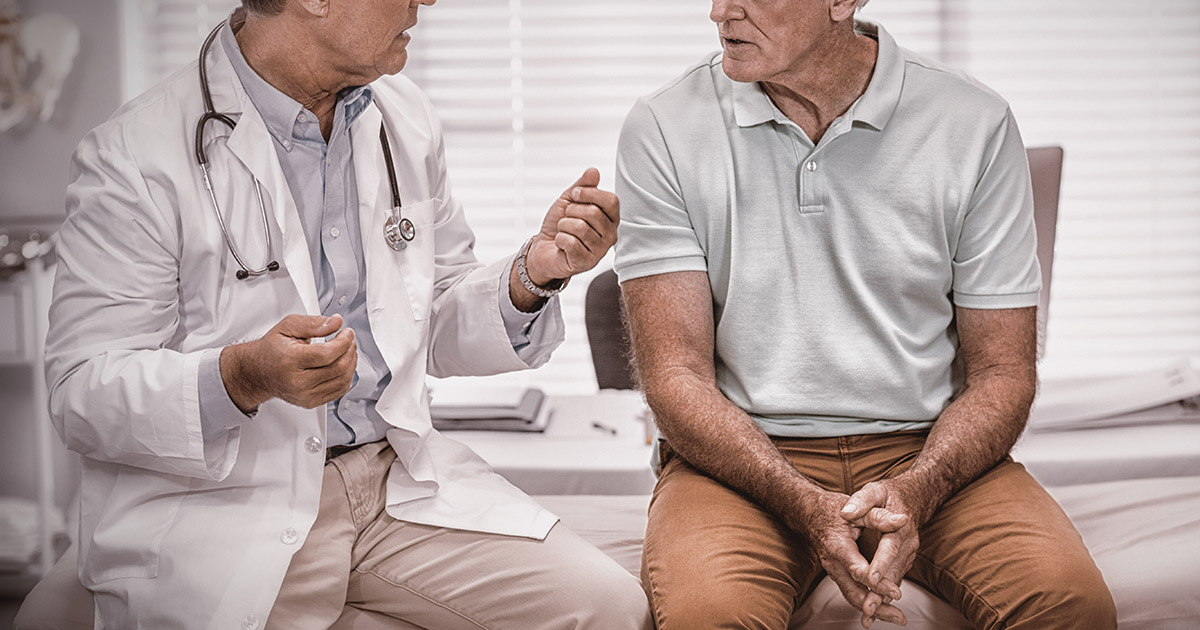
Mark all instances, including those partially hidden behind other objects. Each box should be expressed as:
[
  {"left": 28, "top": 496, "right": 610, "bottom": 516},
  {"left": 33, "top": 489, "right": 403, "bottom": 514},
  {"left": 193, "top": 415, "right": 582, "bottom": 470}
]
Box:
[
  {"left": 274, "top": 313, "right": 344, "bottom": 341},
  {"left": 296, "top": 327, "right": 356, "bottom": 369}
]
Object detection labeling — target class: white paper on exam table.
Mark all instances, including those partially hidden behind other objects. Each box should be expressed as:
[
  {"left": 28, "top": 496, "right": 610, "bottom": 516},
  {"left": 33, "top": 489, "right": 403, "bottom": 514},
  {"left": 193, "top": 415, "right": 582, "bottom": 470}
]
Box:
[{"left": 1028, "top": 360, "right": 1200, "bottom": 432}]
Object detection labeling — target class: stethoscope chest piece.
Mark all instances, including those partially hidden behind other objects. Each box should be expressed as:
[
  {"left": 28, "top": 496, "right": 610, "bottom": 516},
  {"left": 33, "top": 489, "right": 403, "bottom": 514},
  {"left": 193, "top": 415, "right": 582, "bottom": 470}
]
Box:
[{"left": 384, "top": 215, "right": 415, "bottom": 251}]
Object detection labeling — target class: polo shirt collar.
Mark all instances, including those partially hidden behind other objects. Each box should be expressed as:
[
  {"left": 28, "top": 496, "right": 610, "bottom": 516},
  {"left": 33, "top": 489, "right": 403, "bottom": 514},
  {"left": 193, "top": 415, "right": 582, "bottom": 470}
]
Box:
[
  {"left": 848, "top": 19, "right": 902, "bottom": 131},
  {"left": 730, "top": 18, "right": 904, "bottom": 132}
]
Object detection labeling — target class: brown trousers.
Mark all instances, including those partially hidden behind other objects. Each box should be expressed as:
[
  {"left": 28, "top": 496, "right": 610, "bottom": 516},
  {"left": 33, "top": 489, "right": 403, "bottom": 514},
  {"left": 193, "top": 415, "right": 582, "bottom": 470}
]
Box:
[{"left": 641, "top": 431, "right": 1117, "bottom": 630}]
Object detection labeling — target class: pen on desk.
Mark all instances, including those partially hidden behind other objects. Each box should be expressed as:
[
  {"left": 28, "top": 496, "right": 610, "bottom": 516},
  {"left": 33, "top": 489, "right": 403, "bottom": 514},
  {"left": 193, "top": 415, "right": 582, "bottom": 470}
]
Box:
[{"left": 591, "top": 421, "right": 617, "bottom": 436}]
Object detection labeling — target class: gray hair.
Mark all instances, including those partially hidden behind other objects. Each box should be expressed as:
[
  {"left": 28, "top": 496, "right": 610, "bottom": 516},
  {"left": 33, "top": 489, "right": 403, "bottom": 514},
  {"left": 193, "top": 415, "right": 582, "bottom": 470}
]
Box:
[{"left": 241, "top": 0, "right": 287, "bottom": 16}]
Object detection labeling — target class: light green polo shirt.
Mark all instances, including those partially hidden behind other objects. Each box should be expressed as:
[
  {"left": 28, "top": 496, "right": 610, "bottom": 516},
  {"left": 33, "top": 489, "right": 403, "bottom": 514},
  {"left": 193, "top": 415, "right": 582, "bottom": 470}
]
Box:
[{"left": 614, "top": 20, "right": 1041, "bottom": 438}]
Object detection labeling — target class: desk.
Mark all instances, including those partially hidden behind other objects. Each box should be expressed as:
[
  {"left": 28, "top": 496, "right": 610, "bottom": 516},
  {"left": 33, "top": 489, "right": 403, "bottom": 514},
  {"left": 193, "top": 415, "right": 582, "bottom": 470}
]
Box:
[{"left": 446, "top": 390, "right": 656, "bottom": 495}]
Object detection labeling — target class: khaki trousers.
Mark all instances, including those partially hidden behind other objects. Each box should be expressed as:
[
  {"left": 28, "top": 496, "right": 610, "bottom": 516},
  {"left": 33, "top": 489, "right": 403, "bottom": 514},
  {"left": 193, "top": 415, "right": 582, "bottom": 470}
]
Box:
[
  {"left": 641, "top": 432, "right": 1117, "bottom": 630},
  {"left": 268, "top": 441, "right": 651, "bottom": 630}
]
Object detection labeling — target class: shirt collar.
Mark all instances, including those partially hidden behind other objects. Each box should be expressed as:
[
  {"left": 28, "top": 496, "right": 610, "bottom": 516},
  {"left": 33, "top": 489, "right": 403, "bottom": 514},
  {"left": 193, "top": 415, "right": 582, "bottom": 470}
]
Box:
[
  {"left": 730, "top": 18, "right": 903, "bottom": 132},
  {"left": 219, "top": 16, "right": 375, "bottom": 144}
]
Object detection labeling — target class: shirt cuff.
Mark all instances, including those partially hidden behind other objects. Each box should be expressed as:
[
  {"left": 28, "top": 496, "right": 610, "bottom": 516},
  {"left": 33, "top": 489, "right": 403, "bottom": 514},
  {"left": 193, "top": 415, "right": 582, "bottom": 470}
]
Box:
[
  {"left": 498, "top": 260, "right": 546, "bottom": 354},
  {"left": 198, "top": 348, "right": 256, "bottom": 442}
]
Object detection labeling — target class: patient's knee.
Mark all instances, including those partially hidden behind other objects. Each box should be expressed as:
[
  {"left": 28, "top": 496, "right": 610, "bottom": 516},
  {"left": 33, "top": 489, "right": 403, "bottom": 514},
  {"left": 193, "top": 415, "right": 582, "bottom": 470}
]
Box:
[
  {"left": 1002, "top": 561, "right": 1117, "bottom": 630},
  {"left": 649, "top": 580, "right": 792, "bottom": 630}
]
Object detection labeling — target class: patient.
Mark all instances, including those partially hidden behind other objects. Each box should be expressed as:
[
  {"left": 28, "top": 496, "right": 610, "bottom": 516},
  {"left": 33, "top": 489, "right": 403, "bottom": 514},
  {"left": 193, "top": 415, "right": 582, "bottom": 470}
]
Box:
[{"left": 614, "top": 0, "right": 1116, "bottom": 628}]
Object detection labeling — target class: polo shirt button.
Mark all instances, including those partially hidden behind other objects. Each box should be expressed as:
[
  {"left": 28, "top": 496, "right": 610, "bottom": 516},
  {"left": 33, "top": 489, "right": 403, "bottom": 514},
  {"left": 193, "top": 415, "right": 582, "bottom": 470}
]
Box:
[
  {"left": 281, "top": 527, "right": 299, "bottom": 545},
  {"left": 806, "top": 161, "right": 818, "bottom": 171},
  {"left": 305, "top": 436, "right": 323, "bottom": 454},
  {"left": 242, "top": 614, "right": 261, "bottom": 630}
]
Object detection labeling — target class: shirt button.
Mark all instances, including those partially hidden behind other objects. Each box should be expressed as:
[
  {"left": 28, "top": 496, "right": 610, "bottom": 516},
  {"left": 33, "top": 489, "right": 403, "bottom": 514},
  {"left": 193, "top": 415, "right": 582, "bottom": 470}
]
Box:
[
  {"left": 281, "top": 527, "right": 299, "bottom": 545},
  {"left": 304, "top": 436, "right": 323, "bottom": 454},
  {"left": 338, "top": 296, "right": 348, "bottom": 306},
  {"left": 242, "top": 614, "right": 261, "bottom": 630},
  {"left": 806, "top": 161, "right": 818, "bottom": 171},
  {"left": 330, "top": 227, "right": 340, "bottom": 238},
  {"left": 297, "top": 112, "right": 307, "bottom": 123}
]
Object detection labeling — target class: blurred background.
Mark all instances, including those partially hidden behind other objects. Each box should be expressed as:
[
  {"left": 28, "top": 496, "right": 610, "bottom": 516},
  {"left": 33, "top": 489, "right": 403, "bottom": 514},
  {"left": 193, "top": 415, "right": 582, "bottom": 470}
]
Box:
[{"left": 0, "top": 0, "right": 1197, "bottom": 622}]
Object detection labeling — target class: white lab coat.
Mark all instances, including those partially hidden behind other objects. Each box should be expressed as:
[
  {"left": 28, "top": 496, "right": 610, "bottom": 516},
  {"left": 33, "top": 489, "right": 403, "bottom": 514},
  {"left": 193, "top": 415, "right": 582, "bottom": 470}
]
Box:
[{"left": 44, "top": 35, "right": 562, "bottom": 629}]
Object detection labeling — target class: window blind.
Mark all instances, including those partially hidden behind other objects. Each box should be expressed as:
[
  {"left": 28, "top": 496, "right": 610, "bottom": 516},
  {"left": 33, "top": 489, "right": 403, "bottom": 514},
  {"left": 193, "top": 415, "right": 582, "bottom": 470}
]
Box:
[
  {"left": 403, "top": 0, "right": 719, "bottom": 396},
  {"left": 947, "top": 0, "right": 1200, "bottom": 379},
  {"left": 123, "top": 0, "right": 1200, "bottom": 395}
]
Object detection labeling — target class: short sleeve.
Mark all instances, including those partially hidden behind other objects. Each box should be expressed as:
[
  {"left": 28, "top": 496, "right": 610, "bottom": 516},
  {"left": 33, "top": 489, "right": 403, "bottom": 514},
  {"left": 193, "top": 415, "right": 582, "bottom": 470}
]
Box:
[
  {"left": 614, "top": 99, "right": 708, "bottom": 283},
  {"left": 951, "top": 108, "right": 1042, "bottom": 309}
]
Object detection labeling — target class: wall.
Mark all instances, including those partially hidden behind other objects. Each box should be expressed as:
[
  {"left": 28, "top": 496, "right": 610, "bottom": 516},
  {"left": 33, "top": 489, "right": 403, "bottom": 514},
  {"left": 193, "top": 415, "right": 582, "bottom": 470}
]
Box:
[
  {"left": 0, "top": 0, "right": 121, "bottom": 515},
  {"left": 0, "top": 0, "right": 123, "bottom": 223}
]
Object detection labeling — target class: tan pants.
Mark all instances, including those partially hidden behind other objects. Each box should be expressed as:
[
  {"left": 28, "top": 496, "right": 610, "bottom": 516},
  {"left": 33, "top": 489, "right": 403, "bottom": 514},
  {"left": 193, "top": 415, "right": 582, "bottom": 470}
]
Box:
[
  {"left": 641, "top": 432, "right": 1117, "bottom": 630},
  {"left": 268, "top": 441, "right": 651, "bottom": 629}
]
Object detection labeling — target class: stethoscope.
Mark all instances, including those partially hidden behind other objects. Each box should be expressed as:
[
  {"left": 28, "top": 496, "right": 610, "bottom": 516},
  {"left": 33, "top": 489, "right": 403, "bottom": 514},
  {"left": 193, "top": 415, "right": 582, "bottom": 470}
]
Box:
[{"left": 195, "top": 22, "right": 416, "bottom": 281}]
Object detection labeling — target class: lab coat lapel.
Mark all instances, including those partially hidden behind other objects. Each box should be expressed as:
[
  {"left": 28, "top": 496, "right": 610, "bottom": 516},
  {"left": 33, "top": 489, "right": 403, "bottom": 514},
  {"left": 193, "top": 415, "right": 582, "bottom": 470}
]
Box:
[
  {"left": 352, "top": 104, "right": 385, "bottom": 249},
  {"left": 209, "top": 41, "right": 321, "bottom": 316}
]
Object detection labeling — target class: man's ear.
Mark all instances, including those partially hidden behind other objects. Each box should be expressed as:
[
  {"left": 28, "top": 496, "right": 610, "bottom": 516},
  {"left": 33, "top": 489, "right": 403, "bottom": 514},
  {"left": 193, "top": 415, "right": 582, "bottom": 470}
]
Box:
[
  {"left": 296, "top": 0, "right": 330, "bottom": 18},
  {"left": 829, "top": 0, "right": 859, "bottom": 23}
]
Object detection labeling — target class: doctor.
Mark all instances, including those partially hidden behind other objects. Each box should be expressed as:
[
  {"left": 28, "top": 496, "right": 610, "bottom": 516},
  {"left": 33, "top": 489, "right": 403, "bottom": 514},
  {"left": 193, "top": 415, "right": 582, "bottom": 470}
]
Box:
[{"left": 32, "top": 0, "right": 651, "bottom": 628}]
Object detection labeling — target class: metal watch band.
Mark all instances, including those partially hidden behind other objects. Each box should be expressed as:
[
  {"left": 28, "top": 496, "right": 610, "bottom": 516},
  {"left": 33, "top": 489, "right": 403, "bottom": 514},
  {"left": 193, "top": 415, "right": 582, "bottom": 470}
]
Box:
[{"left": 516, "top": 237, "right": 569, "bottom": 298}]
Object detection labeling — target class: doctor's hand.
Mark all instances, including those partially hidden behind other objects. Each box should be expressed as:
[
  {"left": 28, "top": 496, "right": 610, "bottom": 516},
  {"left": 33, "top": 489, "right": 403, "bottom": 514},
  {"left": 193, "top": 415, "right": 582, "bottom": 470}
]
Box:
[
  {"left": 220, "top": 314, "right": 358, "bottom": 413},
  {"left": 801, "top": 489, "right": 910, "bottom": 629},
  {"left": 510, "top": 168, "right": 618, "bottom": 310}
]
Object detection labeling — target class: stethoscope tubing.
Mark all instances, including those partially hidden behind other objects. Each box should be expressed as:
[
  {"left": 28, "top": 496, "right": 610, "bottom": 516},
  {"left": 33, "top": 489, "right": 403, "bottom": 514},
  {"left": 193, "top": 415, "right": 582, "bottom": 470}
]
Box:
[
  {"left": 195, "top": 19, "right": 415, "bottom": 278},
  {"left": 197, "top": 21, "right": 279, "bottom": 280}
]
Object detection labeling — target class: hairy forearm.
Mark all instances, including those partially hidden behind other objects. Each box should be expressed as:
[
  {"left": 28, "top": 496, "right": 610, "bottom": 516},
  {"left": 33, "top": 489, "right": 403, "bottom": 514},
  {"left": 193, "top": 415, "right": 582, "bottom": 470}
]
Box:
[
  {"left": 643, "top": 368, "right": 827, "bottom": 534},
  {"left": 893, "top": 365, "right": 1035, "bottom": 526}
]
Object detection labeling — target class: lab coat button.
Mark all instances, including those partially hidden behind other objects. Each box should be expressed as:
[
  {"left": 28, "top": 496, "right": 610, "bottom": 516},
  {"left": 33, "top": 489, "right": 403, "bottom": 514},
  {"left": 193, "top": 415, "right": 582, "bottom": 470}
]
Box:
[
  {"left": 305, "top": 436, "right": 323, "bottom": 454},
  {"left": 806, "top": 161, "right": 818, "bottom": 171},
  {"left": 281, "top": 527, "right": 299, "bottom": 545},
  {"left": 242, "top": 614, "right": 261, "bottom": 630}
]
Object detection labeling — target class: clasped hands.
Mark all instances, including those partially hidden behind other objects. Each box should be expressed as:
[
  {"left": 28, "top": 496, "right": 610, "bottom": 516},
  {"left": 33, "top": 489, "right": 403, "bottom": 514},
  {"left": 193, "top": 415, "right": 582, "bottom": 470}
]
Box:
[{"left": 806, "top": 479, "right": 922, "bottom": 628}]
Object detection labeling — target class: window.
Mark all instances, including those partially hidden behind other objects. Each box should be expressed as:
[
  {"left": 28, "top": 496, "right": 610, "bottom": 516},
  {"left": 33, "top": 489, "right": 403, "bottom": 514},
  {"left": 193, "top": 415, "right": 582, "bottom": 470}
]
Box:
[{"left": 123, "top": 0, "right": 1199, "bottom": 394}]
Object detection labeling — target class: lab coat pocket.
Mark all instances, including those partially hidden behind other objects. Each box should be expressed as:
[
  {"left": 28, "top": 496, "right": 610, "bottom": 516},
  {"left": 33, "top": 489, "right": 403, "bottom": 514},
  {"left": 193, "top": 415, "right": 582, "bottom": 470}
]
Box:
[
  {"left": 79, "top": 470, "right": 189, "bottom": 587},
  {"left": 393, "top": 199, "right": 438, "bottom": 321}
]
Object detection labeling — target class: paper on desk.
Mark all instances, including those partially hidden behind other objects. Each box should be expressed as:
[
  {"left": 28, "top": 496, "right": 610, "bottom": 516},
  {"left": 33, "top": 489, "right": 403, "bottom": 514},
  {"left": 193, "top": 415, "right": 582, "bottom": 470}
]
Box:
[{"left": 1028, "top": 360, "right": 1200, "bottom": 431}]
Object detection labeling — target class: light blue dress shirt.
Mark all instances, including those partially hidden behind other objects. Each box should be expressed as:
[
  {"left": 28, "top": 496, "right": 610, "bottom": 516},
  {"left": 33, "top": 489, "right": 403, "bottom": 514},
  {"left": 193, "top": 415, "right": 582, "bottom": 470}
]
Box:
[{"left": 199, "top": 23, "right": 544, "bottom": 446}]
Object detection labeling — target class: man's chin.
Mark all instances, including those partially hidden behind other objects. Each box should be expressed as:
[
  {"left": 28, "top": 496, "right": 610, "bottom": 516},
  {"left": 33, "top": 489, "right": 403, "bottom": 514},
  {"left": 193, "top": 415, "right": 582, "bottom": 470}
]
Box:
[
  {"left": 379, "top": 50, "right": 409, "bottom": 77},
  {"left": 721, "top": 57, "right": 761, "bottom": 84}
]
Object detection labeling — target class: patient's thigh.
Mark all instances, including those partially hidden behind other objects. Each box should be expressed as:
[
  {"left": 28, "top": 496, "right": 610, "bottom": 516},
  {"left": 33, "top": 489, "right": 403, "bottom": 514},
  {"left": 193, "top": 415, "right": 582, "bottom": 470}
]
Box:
[
  {"left": 910, "top": 459, "right": 1116, "bottom": 630},
  {"left": 641, "top": 454, "right": 824, "bottom": 630}
]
